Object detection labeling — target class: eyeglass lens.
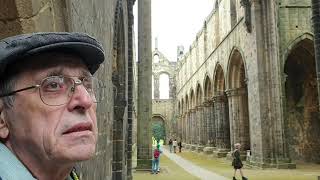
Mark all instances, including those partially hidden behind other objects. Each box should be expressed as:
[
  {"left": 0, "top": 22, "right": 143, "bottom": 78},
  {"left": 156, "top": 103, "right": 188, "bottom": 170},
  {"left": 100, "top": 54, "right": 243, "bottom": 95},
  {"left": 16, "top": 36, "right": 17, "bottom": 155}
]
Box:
[{"left": 39, "top": 76, "right": 105, "bottom": 106}]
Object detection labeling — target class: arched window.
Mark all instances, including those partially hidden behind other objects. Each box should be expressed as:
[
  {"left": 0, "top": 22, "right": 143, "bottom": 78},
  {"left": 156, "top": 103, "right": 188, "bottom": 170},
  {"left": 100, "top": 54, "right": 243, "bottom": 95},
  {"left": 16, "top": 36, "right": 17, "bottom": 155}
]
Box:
[
  {"left": 159, "top": 73, "right": 169, "bottom": 99},
  {"left": 154, "top": 54, "right": 160, "bottom": 63}
]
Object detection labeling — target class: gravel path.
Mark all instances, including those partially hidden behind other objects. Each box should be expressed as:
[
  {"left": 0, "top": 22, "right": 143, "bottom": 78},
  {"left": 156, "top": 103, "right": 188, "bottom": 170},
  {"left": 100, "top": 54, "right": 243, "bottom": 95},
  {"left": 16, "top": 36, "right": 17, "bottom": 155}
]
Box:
[{"left": 162, "top": 147, "right": 229, "bottom": 180}]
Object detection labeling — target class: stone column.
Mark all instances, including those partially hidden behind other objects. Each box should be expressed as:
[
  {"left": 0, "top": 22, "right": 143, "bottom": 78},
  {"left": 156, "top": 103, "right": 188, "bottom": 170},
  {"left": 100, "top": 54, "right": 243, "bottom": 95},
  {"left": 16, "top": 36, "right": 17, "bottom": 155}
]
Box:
[
  {"left": 213, "top": 94, "right": 230, "bottom": 157},
  {"left": 203, "top": 100, "right": 215, "bottom": 154},
  {"left": 153, "top": 74, "right": 159, "bottom": 99},
  {"left": 190, "top": 109, "right": 197, "bottom": 150},
  {"left": 196, "top": 106, "right": 205, "bottom": 152},
  {"left": 186, "top": 111, "right": 192, "bottom": 149},
  {"left": 226, "top": 88, "right": 250, "bottom": 152},
  {"left": 137, "top": 0, "right": 152, "bottom": 169}
]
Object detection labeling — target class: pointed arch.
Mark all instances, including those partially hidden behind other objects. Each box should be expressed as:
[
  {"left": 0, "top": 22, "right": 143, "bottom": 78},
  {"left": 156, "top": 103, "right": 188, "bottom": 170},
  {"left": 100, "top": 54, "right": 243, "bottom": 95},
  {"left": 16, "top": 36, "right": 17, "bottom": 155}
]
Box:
[
  {"left": 196, "top": 83, "right": 203, "bottom": 105},
  {"left": 204, "top": 75, "right": 213, "bottom": 101},
  {"left": 213, "top": 63, "right": 226, "bottom": 96},
  {"left": 227, "top": 47, "right": 248, "bottom": 89},
  {"left": 283, "top": 35, "right": 320, "bottom": 162}
]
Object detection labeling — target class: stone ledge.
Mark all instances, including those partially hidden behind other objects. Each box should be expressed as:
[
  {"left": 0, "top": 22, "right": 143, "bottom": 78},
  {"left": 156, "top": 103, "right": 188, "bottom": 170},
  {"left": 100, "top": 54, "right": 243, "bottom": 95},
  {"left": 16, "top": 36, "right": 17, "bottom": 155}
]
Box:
[
  {"left": 196, "top": 145, "right": 205, "bottom": 152},
  {"left": 203, "top": 147, "right": 215, "bottom": 154},
  {"left": 247, "top": 160, "right": 296, "bottom": 169},
  {"left": 212, "top": 149, "right": 229, "bottom": 158}
]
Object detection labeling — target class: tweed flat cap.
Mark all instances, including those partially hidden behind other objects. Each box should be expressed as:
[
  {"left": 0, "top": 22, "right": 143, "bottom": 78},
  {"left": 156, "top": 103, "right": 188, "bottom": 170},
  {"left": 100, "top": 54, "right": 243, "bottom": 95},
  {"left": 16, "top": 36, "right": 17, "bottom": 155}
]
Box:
[{"left": 0, "top": 32, "right": 105, "bottom": 75}]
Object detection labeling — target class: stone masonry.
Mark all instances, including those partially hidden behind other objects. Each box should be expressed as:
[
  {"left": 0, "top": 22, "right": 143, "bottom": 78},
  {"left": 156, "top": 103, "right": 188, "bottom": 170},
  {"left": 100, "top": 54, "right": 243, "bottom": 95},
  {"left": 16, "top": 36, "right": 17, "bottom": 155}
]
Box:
[{"left": 170, "top": 0, "right": 319, "bottom": 168}]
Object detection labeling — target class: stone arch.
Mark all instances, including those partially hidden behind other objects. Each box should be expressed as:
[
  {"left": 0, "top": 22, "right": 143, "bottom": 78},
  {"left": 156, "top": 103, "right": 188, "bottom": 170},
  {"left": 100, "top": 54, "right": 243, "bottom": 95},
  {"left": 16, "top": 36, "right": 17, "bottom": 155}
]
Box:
[
  {"left": 226, "top": 47, "right": 250, "bottom": 153},
  {"left": 283, "top": 37, "right": 320, "bottom": 163},
  {"left": 186, "top": 94, "right": 189, "bottom": 111},
  {"left": 152, "top": 114, "right": 168, "bottom": 143},
  {"left": 213, "top": 63, "right": 226, "bottom": 95},
  {"left": 190, "top": 89, "right": 196, "bottom": 109},
  {"left": 213, "top": 63, "right": 230, "bottom": 153},
  {"left": 112, "top": 1, "right": 128, "bottom": 177},
  {"left": 153, "top": 53, "right": 160, "bottom": 63},
  {"left": 196, "top": 83, "right": 203, "bottom": 106},
  {"left": 227, "top": 47, "right": 248, "bottom": 89},
  {"left": 204, "top": 75, "right": 213, "bottom": 100}
]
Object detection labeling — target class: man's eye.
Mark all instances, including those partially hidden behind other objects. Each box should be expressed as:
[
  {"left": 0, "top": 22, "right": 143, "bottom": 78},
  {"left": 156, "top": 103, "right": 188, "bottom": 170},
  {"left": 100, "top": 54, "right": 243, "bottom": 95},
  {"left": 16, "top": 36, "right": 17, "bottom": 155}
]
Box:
[{"left": 43, "top": 82, "right": 65, "bottom": 92}]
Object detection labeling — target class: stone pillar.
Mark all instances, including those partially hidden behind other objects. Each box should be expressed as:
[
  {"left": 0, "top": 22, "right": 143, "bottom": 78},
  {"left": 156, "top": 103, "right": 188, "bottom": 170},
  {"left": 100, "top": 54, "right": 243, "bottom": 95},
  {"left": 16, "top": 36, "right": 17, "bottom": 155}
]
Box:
[
  {"left": 153, "top": 74, "right": 160, "bottom": 99},
  {"left": 203, "top": 100, "right": 215, "bottom": 154},
  {"left": 137, "top": 0, "right": 152, "bottom": 169},
  {"left": 190, "top": 109, "right": 197, "bottom": 150},
  {"left": 196, "top": 106, "right": 205, "bottom": 152},
  {"left": 226, "top": 88, "right": 250, "bottom": 152},
  {"left": 213, "top": 94, "right": 230, "bottom": 157},
  {"left": 185, "top": 111, "right": 192, "bottom": 149}
]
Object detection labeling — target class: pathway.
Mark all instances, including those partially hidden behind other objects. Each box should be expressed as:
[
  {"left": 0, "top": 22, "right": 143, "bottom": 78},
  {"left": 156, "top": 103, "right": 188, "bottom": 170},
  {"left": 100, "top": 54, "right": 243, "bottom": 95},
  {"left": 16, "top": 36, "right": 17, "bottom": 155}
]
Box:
[{"left": 162, "top": 147, "right": 228, "bottom": 180}]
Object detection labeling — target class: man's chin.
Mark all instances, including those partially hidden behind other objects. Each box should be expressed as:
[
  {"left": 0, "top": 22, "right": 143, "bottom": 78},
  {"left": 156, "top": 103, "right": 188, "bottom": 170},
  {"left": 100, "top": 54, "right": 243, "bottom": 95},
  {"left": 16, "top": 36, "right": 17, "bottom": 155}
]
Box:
[{"left": 61, "top": 144, "right": 96, "bottom": 162}]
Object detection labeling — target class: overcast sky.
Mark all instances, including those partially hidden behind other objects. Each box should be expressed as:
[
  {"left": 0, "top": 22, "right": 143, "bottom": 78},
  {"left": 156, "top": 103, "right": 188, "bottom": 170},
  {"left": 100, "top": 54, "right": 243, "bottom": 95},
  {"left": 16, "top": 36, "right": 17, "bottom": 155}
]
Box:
[{"left": 134, "top": 0, "right": 215, "bottom": 61}]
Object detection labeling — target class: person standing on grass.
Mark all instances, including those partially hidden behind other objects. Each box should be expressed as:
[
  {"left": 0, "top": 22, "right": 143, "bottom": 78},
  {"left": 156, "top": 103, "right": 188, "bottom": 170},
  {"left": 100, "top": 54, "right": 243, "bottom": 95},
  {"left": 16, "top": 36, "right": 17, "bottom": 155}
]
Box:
[
  {"left": 232, "top": 143, "right": 248, "bottom": 180},
  {"left": 172, "top": 139, "right": 178, "bottom": 153},
  {"left": 178, "top": 140, "right": 183, "bottom": 153},
  {"left": 152, "top": 144, "right": 162, "bottom": 174},
  {"left": 168, "top": 138, "right": 173, "bottom": 153}
]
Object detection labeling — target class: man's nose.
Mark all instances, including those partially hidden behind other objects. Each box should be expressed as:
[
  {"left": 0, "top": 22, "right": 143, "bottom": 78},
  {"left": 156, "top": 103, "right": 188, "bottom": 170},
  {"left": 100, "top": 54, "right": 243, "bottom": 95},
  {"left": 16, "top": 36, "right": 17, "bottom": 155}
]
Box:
[{"left": 68, "top": 84, "right": 93, "bottom": 110}]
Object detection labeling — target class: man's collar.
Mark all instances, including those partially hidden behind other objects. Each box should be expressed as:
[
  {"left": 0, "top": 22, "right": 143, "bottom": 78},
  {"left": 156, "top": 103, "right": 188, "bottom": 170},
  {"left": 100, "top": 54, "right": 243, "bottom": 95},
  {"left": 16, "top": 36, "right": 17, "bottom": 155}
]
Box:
[{"left": 0, "top": 143, "right": 75, "bottom": 180}]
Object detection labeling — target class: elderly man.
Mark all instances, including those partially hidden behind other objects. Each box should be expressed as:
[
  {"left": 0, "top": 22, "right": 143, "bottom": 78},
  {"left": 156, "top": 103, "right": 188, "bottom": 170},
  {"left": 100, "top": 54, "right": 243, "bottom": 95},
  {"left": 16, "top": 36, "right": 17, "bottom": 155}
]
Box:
[{"left": 0, "top": 32, "right": 105, "bottom": 180}]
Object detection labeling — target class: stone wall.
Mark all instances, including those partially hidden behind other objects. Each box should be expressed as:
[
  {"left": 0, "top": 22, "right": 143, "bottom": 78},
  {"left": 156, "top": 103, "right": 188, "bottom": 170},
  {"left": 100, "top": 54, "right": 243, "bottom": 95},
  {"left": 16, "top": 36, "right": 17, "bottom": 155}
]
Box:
[{"left": 174, "top": 0, "right": 318, "bottom": 168}]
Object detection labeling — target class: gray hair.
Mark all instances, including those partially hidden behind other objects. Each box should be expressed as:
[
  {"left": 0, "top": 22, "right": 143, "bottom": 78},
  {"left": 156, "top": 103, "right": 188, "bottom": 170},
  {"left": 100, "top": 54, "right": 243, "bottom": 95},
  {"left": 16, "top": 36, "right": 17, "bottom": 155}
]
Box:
[{"left": 0, "top": 76, "right": 17, "bottom": 109}]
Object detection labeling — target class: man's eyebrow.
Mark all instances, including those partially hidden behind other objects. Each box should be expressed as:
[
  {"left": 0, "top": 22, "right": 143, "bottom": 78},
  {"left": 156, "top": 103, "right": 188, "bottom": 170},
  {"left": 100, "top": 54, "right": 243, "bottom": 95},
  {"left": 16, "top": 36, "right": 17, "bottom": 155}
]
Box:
[
  {"left": 81, "top": 70, "right": 92, "bottom": 77},
  {"left": 45, "top": 68, "right": 64, "bottom": 77}
]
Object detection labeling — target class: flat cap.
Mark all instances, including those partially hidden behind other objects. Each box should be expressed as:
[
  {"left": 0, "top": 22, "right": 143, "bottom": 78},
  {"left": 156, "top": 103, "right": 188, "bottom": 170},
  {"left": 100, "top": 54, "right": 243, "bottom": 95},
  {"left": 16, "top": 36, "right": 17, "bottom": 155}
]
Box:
[{"left": 0, "top": 32, "right": 105, "bottom": 75}]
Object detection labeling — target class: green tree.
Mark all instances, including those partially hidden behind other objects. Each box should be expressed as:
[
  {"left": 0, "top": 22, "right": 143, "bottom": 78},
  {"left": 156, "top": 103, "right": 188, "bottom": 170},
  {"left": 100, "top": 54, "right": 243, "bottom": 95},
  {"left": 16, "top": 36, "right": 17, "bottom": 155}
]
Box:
[{"left": 152, "top": 122, "right": 166, "bottom": 143}]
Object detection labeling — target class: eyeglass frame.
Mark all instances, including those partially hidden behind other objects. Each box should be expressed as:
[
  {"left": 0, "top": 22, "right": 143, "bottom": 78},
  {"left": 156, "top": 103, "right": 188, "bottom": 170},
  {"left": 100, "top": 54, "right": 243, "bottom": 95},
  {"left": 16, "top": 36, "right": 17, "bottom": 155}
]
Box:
[{"left": 0, "top": 75, "right": 103, "bottom": 106}]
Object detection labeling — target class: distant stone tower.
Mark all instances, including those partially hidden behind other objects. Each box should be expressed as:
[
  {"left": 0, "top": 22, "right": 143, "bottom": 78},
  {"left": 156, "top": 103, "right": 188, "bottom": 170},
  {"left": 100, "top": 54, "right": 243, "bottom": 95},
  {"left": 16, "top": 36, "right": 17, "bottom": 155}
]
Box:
[{"left": 177, "top": 45, "right": 184, "bottom": 61}]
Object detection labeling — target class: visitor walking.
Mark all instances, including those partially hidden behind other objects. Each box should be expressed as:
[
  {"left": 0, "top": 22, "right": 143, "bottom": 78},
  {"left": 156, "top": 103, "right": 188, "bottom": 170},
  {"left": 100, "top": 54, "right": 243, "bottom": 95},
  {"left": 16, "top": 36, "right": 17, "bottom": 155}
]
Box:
[
  {"left": 178, "top": 140, "right": 183, "bottom": 153},
  {"left": 232, "top": 143, "right": 248, "bottom": 180},
  {"left": 152, "top": 144, "right": 162, "bottom": 174},
  {"left": 168, "top": 138, "right": 173, "bottom": 153},
  {"left": 173, "top": 139, "right": 178, "bottom": 153}
]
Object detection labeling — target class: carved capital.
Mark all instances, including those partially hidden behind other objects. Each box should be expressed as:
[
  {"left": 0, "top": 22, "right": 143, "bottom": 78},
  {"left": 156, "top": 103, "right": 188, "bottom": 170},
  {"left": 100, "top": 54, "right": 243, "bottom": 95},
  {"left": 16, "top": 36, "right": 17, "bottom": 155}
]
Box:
[
  {"left": 225, "top": 88, "right": 247, "bottom": 97},
  {"left": 212, "top": 95, "right": 226, "bottom": 102}
]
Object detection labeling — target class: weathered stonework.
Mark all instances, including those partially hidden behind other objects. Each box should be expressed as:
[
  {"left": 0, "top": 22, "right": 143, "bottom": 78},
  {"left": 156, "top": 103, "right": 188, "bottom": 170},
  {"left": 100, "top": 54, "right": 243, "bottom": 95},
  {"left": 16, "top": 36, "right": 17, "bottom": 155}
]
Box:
[{"left": 173, "top": 0, "right": 318, "bottom": 168}]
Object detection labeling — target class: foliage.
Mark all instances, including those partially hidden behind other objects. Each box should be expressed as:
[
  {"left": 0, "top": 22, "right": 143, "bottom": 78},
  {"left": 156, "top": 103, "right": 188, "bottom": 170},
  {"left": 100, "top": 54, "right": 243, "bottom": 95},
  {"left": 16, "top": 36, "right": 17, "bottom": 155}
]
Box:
[{"left": 152, "top": 121, "right": 166, "bottom": 142}]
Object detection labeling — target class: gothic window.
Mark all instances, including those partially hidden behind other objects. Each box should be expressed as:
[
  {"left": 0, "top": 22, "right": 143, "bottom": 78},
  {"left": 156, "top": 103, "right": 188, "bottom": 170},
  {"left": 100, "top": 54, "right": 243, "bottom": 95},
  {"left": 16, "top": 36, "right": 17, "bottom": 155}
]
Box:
[{"left": 159, "top": 73, "right": 170, "bottom": 99}]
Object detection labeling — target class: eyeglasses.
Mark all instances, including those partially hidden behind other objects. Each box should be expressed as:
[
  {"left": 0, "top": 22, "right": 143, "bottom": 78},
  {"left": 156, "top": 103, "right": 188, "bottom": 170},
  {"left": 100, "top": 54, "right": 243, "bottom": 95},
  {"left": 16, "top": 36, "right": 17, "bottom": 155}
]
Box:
[{"left": 0, "top": 76, "right": 106, "bottom": 106}]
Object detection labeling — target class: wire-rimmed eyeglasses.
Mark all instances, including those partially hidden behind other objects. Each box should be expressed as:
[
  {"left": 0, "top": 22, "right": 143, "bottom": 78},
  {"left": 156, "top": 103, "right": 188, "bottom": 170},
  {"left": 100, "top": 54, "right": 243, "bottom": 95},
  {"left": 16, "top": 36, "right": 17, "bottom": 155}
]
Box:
[{"left": 0, "top": 76, "right": 106, "bottom": 106}]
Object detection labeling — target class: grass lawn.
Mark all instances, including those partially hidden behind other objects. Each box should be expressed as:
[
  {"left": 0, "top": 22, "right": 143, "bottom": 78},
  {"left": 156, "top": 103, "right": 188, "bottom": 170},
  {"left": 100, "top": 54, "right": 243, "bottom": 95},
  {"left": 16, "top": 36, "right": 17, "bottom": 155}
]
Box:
[
  {"left": 178, "top": 151, "right": 320, "bottom": 180},
  {"left": 133, "top": 154, "right": 200, "bottom": 180}
]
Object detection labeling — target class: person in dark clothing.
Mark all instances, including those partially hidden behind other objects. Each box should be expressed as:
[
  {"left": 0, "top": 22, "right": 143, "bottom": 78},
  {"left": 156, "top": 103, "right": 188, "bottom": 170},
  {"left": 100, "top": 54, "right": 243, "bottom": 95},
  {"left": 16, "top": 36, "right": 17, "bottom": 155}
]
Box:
[
  {"left": 168, "top": 139, "right": 173, "bottom": 153},
  {"left": 232, "top": 143, "right": 248, "bottom": 180},
  {"left": 178, "top": 141, "right": 182, "bottom": 152}
]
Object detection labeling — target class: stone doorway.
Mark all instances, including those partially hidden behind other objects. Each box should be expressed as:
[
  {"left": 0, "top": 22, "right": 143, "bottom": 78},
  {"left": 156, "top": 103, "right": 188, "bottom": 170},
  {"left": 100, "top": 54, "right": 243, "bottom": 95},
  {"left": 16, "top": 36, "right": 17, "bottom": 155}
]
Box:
[{"left": 284, "top": 38, "right": 320, "bottom": 163}]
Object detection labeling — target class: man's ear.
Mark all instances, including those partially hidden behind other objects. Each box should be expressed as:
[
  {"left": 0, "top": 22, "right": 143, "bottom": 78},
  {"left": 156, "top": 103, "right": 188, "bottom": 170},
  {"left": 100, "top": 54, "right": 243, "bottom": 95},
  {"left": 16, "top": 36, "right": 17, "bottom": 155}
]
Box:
[{"left": 0, "top": 101, "right": 9, "bottom": 139}]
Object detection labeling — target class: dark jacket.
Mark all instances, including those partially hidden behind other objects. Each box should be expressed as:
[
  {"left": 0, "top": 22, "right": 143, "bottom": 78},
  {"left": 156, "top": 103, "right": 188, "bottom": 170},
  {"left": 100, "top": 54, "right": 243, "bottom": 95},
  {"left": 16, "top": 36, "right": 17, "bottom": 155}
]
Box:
[{"left": 232, "top": 149, "right": 243, "bottom": 169}]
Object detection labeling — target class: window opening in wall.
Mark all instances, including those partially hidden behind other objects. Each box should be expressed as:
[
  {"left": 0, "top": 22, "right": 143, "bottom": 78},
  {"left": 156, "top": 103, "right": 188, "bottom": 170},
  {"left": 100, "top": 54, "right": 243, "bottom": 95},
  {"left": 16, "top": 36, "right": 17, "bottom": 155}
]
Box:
[
  {"left": 159, "top": 73, "right": 169, "bottom": 99},
  {"left": 154, "top": 54, "right": 160, "bottom": 63}
]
